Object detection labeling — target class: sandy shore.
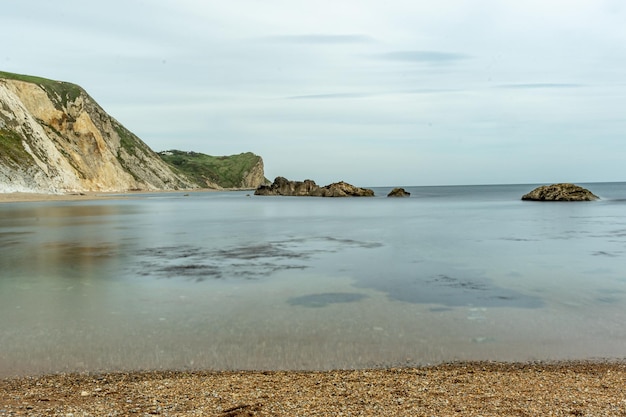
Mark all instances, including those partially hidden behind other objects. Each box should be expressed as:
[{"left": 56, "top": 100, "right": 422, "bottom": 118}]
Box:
[
  {"left": 1, "top": 362, "right": 625, "bottom": 416},
  {"left": 0, "top": 192, "right": 127, "bottom": 203},
  {"left": 0, "top": 190, "right": 226, "bottom": 203}
]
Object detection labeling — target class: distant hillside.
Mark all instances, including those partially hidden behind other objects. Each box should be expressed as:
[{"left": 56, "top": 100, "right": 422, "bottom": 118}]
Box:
[
  {"left": 159, "top": 150, "right": 269, "bottom": 189},
  {"left": 0, "top": 71, "right": 267, "bottom": 193}
]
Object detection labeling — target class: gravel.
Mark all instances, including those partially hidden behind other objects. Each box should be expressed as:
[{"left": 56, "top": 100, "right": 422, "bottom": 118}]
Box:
[{"left": 2, "top": 361, "right": 625, "bottom": 416}]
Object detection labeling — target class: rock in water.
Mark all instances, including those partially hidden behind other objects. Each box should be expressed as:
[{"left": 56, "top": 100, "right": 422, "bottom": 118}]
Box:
[
  {"left": 255, "top": 177, "right": 374, "bottom": 197},
  {"left": 521, "top": 183, "right": 599, "bottom": 201},
  {"left": 320, "top": 181, "right": 375, "bottom": 197},
  {"left": 387, "top": 187, "right": 410, "bottom": 197}
]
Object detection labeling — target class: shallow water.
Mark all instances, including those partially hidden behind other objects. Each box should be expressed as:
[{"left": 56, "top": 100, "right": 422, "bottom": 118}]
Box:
[{"left": 1, "top": 183, "right": 626, "bottom": 376}]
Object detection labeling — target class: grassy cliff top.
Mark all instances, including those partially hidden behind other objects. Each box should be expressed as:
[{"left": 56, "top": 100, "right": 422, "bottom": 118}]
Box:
[
  {"left": 159, "top": 150, "right": 264, "bottom": 189},
  {"left": 0, "top": 70, "right": 83, "bottom": 107}
]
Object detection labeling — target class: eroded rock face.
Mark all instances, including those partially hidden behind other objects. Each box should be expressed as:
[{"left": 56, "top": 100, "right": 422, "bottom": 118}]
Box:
[
  {"left": 387, "top": 187, "right": 410, "bottom": 197},
  {"left": 255, "top": 177, "right": 374, "bottom": 197},
  {"left": 241, "top": 157, "right": 268, "bottom": 189},
  {"left": 0, "top": 73, "right": 194, "bottom": 193},
  {"left": 521, "top": 183, "right": 599, "bottom": 201}
]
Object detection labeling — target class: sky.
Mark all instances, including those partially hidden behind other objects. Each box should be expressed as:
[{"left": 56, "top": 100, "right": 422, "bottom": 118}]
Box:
[{"left": 2, "top": 0, "right": 625, "bottom": 186}]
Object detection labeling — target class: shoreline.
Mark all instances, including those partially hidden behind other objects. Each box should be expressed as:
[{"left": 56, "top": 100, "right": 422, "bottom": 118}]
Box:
[
  {"left": 0, "top": 188, "right": 252, "bottom": 204},
  {"left": 0, "top": 191, "right": 119, "bottom": 203},
  {"left": 2, "top": 361, "right": 625, "bottom": 416}
]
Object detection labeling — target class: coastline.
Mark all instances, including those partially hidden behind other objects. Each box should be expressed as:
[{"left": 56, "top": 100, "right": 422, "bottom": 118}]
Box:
[
  {"left": 0, "top": 192, "right": 117, "bottom": 203},
  {"left": 0, "top": 189, "right": 236, "bottom": 204},
  {"left": 2, "top": 361, "right": 625, "bottom": 416}
]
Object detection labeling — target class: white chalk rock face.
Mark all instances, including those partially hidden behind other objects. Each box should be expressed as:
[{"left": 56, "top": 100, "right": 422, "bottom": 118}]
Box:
[{"left": 0, "top": 72, "right": 194, "bottom": 193}]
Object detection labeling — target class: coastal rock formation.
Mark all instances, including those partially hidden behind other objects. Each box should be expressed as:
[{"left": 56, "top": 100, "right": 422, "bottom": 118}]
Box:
[
  {"left": 240, "top": 155, "right": 268, "bottom": 189},
  {"left": 322, "top": 181, "right": 375, "bottom": 197},
  {"left": 521, "top": 183, "right": 599, "bottom": 201},
  {"left": 0, "top": 71, "right": 269, "bottom": 194},
  {"left": 158, "top": 150, "right": 269, "bottom": 189},
  {"left": 255, "top": 177, "right": 374, "bottom": 197},
  {"left": 387, "top": 187, "right": 410, "bottom": 197},
  {"left": 0, "top": 71, "right": 194, "bottom": 193}
]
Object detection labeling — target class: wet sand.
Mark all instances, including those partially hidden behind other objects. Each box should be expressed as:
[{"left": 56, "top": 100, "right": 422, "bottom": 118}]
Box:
[
  {"left": 1, "top": 361, "right": 625, "bottom": 416},
  {"left": 0, "top": 192, "right": 114, "bottom": 203},
  {"left": 0, "top": 190, "right": 218, "bottom": 203}
]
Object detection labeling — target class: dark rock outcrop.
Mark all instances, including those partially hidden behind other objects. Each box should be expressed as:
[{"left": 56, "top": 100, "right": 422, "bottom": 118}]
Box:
[
  {"left": 521, "top": 183, "right": 599, "bottom": 201},
  {"left": 255, "top": 177, "right": 374, "bottom": 197},
  {"left": 321, "top": 181, "right": 375, "bottom": 197},
  {"left": 387, "top": 187, "right": 410, "bottom": 197}
]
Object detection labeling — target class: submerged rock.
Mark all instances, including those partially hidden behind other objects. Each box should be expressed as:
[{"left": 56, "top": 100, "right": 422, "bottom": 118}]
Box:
[
  {"left": 287, "top": 292, "right": 368, "bottom": 308},
  {"left": 387, "top": 187, "right": 410, "bottom": 197},
  {"left": 255, "top": 177, "right": 374, "bottom": 197},
  {"left": 521, "top": 183, "right": 599, "bottom": 201}
]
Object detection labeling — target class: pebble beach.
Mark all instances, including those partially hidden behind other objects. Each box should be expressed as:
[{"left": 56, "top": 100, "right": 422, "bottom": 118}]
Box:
[{"left": 2, "top": 362, "right": 625, "bottom": 416}]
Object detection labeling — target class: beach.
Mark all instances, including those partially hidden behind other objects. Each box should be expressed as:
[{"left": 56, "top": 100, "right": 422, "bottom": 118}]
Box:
[
  {"left": 0, "top": 189, "right": 243, "bottom": 203},
  {"left": 1, "top": 362, "right": 625, "bottom": 416},
  {"left": 0, "top": 192, "right": 119, "bottom": 203},
  {"left": 0, "top": 190, "right": 207, "bottom": 203}
]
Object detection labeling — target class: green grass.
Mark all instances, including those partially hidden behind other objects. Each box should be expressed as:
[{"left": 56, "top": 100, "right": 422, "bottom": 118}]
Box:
[
  {"left": 0, "top": 70, "right": 83, "bottom": 109},
  {"left": 113, "top": 121, "right": 152, "bottom": 157},
  {"left": 114, "top": 123, "right": 139, "bottom": 157},
  {"left": 159, "top": 150, "right": 264, "bottom": 188},
  {"left": 0, "top": 129, "right": 35, "bottom": 167},
  {"left": 112, "top": 123, "right": 149, "bottom": 182}
]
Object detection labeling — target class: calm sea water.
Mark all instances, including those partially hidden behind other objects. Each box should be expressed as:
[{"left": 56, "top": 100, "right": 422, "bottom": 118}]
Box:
[{"left": 1, "top": 183, "right": 625, "bottom": 376}]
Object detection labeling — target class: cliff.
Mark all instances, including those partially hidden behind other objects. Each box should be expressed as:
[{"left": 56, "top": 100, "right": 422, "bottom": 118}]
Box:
[
  {"left": 158, "top": 150, "right": 269, "bottom": 189},
  {"left": 0, "top": 71, "right": 198, "bottom": 193}
]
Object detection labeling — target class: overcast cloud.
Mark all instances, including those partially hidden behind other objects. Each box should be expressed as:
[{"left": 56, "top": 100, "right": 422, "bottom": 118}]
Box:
[{"left": 2, "top": 0, "right": 625, "bottom": 185}]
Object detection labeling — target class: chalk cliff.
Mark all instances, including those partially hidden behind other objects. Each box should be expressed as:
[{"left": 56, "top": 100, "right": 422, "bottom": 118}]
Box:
[{"left": 0, "top": 71, "right": 193, "bottom": 193}]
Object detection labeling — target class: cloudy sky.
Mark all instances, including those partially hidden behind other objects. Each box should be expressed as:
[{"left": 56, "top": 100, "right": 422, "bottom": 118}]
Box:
[{"left": 3, "top": 0, "right": 625, "bottom": 186}]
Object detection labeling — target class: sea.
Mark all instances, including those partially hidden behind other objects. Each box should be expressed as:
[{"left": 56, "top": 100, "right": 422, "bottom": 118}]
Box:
[{"left": 1, "top": 182, "right": 625, "bottom": 377}]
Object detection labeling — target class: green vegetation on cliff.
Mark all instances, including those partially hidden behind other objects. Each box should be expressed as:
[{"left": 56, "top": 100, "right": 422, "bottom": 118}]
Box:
[
  {"left": 0, "top": 71, "right": 82, "bottom": 109},
  {"left": 1, "top": 70, "right": 268, "bottom": 192},
  {"left": 0, "top": 128, "right": 34, "bottom": 167},
  {"left": 159, "top": 150, "right": 267, "bottom": 189}
]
